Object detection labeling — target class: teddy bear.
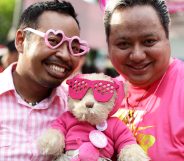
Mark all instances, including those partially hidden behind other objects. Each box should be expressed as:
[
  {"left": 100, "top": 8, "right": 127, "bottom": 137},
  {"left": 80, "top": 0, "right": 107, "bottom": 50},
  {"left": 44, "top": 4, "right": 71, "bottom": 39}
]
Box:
[{"left": 37, "top": 73, "right": 150, "bottom": 161}]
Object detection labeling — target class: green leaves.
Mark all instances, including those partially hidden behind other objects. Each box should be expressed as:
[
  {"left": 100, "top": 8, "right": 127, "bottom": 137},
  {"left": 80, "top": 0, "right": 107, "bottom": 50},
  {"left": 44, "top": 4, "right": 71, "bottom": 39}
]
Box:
[{"left": 0, "top": 0, "right": 15, "bottom": 43}]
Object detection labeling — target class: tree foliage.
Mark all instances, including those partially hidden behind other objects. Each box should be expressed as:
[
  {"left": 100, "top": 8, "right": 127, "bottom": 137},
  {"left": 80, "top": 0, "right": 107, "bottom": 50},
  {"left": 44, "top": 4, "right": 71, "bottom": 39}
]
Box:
[{"left": 0, "top": 0, "right": 15, "bottom": 44}]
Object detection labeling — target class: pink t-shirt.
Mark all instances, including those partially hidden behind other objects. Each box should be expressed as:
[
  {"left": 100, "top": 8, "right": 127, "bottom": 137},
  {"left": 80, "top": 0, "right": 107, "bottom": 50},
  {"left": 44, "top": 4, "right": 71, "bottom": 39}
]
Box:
[
  {"left": 115, "top": 58, "right": 184, "bottom": 161},
  {"left": 0, "top": 64, "right": 68, "bottom": 161},
  {"left": 51, "top": 111, "right": 136, "bottom": 159}
]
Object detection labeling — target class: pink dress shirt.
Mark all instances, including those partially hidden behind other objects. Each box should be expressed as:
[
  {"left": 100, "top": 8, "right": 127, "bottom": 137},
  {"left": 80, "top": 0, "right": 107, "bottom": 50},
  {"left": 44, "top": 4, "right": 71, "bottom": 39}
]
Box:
[{"left": 0, "top": 64, "right": 68, "bottom": 161}]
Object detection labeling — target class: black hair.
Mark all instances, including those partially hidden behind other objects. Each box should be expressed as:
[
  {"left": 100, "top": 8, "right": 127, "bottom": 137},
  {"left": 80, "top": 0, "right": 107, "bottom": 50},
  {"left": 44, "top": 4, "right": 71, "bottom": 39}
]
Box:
[
  {"left": 19, "top": 0, "right": 79, "bottom": 29},
  {"left": 6, "top": 40, "right": 17, "bottom": 53},
  {"left": 104, "top": 0, "right": 170, "bottom": 39}
]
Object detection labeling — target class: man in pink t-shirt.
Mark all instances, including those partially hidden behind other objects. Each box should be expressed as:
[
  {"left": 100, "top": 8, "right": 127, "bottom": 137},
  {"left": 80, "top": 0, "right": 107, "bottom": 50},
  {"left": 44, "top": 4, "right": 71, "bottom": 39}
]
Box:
[
  {"left": 100, "top": 0, "right": 184, "bottom": 160},
  {"left": 114, "top": 59, "right": 184, "bottom": 160}
]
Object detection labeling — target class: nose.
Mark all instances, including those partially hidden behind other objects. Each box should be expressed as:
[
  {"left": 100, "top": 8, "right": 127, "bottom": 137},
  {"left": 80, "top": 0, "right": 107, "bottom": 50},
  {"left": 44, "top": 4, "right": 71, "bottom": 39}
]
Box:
[
  {"left": 129, "top": 44, "right": 146, "bottom": 62},
  {"left": 55, "top": 42, "right": 71, "bottom": 60},
  {"left": 85, "top": 101, "right": 94, "bottom": 108}
]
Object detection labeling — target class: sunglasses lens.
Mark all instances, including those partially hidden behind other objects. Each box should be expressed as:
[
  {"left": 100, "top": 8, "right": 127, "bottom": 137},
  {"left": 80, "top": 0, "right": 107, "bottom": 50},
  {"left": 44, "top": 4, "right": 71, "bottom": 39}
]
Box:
[
  {"left": 47, "top": 32, "right": 63, "bottom": 47},
  {"left": 71, "top": 39, "right": 83, "bottom": 55},
  {"left": 93, "top": 82, "right": 115, "bottom": 102},
  {"left": 67, "top": 79, "right": 89, "bottom": 100}
]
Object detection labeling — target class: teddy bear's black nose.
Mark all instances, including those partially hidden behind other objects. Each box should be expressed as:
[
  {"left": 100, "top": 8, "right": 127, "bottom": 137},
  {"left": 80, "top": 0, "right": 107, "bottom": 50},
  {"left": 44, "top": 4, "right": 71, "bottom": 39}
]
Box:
[{"left": 85, "top": 102, "right": 94, "bottom": 108}]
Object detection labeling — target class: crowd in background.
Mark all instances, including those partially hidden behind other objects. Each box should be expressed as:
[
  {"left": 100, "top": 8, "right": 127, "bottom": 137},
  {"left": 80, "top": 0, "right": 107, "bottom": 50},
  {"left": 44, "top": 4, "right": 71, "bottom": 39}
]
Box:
[{"left": 0, "top": 39, "right": 19, "bottom": 72}]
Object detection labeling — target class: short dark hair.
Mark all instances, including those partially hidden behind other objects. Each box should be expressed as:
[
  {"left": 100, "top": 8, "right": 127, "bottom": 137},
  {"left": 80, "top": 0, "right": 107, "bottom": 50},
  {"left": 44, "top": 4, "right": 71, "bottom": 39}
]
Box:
[
  {"left": 6, "top": 40, "right": 17, "bottom": 53},
  {"left": 19, "top": 0, "right": 79, "bottom": 29},
  {"left": 104, "top": 0, "right": 170, "bottom": 39}
]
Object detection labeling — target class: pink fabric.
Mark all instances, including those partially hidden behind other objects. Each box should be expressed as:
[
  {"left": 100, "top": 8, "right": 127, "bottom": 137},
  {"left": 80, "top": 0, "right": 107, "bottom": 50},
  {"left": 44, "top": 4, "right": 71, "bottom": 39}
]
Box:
[
  {"left": 77, "top": 142, "right": 100, "bottom": 161},
  {"left": 51, "top": 111, "right": 136, "bottom": 159},
  {"left": 115, "top": 58, "right": 184, "bottom": 161},
  {"left": 0, "top": 64, "right": 68, "bottom": 161},
  {"left": 167, "top": 1, "right": 184, "bottom": 14}
]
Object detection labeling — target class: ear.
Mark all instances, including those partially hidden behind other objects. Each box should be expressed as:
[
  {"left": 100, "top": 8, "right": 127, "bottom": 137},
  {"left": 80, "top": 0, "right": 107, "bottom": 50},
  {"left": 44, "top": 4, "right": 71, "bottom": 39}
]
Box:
[{"left": 15, "top": 29, "right": 25, "bottom": 54}]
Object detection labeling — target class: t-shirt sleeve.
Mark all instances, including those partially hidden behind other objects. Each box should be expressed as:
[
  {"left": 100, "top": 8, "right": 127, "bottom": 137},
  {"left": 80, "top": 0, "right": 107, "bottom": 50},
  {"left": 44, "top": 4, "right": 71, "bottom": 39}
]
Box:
[
  {"left": 50, "top": 112, "right": 70, "bottom": 136},
  {"left": 111, "top": 117, "right": 136, "bottom": 154}
]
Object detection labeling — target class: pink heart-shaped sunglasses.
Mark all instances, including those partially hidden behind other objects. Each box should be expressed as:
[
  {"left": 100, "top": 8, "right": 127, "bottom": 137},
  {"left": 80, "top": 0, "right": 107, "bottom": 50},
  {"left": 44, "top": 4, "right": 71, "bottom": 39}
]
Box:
[{"left": 23, "top": 28, "right": 90, "bottom": 56}]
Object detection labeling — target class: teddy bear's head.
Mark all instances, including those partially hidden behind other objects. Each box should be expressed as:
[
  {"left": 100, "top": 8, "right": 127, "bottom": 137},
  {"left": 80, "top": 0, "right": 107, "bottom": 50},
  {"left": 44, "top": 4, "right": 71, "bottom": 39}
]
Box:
[{"left": 66, "top": 73, "right": 123, "bottom": 125}]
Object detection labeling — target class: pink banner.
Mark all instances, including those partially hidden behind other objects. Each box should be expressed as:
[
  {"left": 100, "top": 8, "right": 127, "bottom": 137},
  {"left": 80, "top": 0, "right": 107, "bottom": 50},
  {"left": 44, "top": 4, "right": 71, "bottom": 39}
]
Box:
[{"left": 167, "top": 1, "right": 184, "bottom": 13}]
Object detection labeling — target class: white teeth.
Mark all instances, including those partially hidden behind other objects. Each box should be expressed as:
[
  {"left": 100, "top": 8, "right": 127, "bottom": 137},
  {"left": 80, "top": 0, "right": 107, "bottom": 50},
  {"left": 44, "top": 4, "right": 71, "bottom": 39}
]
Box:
[{"left": 49, "top": 65, "right": 65, "bottom": 73}]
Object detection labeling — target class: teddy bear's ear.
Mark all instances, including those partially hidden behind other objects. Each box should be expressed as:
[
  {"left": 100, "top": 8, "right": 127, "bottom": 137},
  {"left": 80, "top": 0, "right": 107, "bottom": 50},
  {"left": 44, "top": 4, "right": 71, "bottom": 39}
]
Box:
[{"left": 108, "top": 78, "right": 124, "bottom": 117}]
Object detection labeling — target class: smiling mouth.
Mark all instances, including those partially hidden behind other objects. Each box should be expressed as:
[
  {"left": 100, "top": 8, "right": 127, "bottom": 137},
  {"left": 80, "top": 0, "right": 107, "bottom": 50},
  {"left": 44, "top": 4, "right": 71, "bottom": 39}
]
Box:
[
  {"left": 127, "top": 62, "right": 151, "bottom": 71},
  {"left": 49, "top": 64, "right": 65, "bottom": 73},
  {"left": 45, "top": 63, "right": 69, "bottom": 79}
]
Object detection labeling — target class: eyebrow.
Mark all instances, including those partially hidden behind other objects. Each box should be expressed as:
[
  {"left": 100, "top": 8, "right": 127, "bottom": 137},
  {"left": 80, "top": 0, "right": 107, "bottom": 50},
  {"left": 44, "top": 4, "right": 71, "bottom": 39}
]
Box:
[
  {"left": 142, "top": 33, "right": 157, "bottom": 37},
  {"left": 117, "top": 33, "right": 158, "bottom": 40}
]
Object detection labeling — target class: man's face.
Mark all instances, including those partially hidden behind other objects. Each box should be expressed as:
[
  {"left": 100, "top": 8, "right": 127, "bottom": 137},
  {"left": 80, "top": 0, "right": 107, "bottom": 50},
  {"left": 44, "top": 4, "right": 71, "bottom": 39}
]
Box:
[
  {"left": 108, "top": 5, "right": 171, "bottom": 87},
  {"left": 16, "top": 11, "right": 85, "bottom": 88}
]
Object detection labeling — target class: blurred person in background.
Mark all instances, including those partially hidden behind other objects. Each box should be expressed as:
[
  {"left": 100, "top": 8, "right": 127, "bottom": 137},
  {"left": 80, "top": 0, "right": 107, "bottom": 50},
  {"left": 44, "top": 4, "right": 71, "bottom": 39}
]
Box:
[
  {"left": 82, "top": 48, "right": 100, "bottom": 73},
  {"left": 0, "top": 45, "right": 6, "bottom": 72},
  {"left": 0, "top": 56, "right": 3, "bottom": 72},
  {"left": 100, "top": 0, "right": 184, "bottom": 160},
  {"left": 1, "top": 39, "right": 19, "bottom": 69},
  {"left": 0, "top": 0, "right": 89, "bottom": 160}
]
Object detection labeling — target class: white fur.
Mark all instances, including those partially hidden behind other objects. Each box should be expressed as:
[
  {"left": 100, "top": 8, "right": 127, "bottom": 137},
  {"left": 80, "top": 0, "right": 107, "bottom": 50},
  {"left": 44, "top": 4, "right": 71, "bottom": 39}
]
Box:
[
  {"left": 37, "top": 128, "right": 65, "bottom": 156},
  {"left": 118, "top": 144, "right": 150, "bottom": 161},
  {"left": 68, "top": 88, "right": 116, "bottom": 125},
  {"left": 68, "top": 73, "right": 116, "bottom": 125}
]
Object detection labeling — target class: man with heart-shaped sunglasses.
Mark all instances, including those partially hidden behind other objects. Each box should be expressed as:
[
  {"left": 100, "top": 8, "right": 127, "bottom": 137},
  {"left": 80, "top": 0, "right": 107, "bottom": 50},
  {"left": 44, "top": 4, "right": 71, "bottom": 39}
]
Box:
[{"left": 0, "top": 0, "right": 89, "bottom": 161}]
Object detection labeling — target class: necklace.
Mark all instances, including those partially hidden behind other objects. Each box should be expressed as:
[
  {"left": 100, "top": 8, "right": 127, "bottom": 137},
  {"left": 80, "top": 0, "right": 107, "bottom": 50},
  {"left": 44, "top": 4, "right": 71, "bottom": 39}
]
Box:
[
  {"left": 16, "top": 90, "right": 39, "bottom": 106},
  {"left": 24, "top": 100, "right": 39, "bottom": 106},
  {"left": 124, "top": 71, "right": 167, "bottom": 136},
  {"left": 124, "top": 83, "right": 148, "bottom": 109}
]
